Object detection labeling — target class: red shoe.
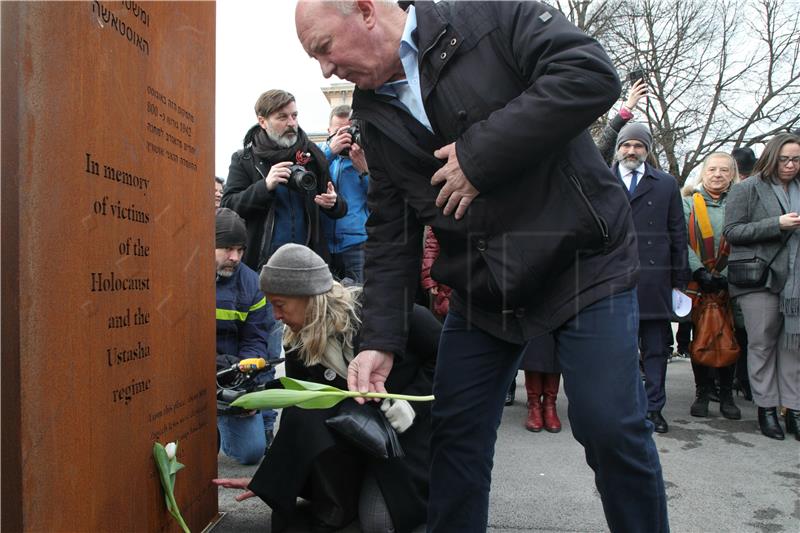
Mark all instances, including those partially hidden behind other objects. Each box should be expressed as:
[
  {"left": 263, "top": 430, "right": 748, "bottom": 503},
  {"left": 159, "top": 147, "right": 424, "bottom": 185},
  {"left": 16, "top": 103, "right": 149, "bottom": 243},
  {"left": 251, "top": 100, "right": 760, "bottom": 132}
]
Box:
[
  {"left": 542, "top": 373, "right": 562, "bottom": 433},
  {"left": 524, "top": 371, "right": 543, "bottom": 432}
]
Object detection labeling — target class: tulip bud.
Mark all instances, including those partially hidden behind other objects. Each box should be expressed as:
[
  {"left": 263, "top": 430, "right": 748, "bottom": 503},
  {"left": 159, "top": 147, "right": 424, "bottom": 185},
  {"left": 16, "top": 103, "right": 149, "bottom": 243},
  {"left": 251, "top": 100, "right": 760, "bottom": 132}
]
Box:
[{"left": 165, "top": 442, "right": 177, "bottom": 460}]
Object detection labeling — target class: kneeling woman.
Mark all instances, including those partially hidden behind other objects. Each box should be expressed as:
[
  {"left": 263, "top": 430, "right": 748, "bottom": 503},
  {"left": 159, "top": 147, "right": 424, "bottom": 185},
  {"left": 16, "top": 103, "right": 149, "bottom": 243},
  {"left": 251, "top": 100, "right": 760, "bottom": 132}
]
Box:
[{"left": 215, "top": 244, "right": 438, "bottom": 533}]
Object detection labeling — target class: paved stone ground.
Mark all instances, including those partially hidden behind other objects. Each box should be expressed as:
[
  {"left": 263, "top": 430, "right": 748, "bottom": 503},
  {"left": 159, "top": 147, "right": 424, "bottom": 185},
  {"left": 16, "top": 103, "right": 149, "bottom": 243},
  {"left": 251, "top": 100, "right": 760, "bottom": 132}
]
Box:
[{"left": 213, "top": 357, "right": 800, "bottom": 532}]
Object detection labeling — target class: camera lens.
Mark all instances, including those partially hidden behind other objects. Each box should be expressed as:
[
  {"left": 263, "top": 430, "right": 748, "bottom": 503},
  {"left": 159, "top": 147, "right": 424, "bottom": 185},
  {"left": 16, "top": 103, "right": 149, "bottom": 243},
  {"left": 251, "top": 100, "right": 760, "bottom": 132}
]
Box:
[
  {"left": 296, "top": 171, "right": 316, "bottom": 191},
  {"left": 287, "top": 165, "right": 318, "bottom": 192}
]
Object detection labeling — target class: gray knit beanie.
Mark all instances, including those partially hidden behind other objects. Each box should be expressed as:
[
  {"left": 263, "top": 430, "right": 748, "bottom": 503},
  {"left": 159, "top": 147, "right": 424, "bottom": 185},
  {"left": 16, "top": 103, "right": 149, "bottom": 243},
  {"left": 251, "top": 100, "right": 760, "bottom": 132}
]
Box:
[
  {"left": 260, "top": 243, "right": 333, "bottom": 296},
  {"left": 616, "top": 122, "right": 652, "bottom": 153}
]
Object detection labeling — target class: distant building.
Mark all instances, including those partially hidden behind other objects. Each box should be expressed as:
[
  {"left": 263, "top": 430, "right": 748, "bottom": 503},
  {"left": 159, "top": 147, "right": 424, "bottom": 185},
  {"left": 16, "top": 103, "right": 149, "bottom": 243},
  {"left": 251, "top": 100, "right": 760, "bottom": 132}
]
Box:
[
  {"left": 308, "top": 82, "right": 357, "bottom": 143},
  {"left": 322, "top": 82, "right": 355, "bottom": 107}
]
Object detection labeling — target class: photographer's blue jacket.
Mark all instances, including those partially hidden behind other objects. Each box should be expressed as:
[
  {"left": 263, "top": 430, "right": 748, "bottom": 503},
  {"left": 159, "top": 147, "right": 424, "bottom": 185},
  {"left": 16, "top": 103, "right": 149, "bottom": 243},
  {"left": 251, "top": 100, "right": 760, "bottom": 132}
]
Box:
[
  {"left": 320, "top": 144, "right": 370, "bottom": 253},
  {"left": 216, "top": 262, "right": 273, "bottom": 359}
]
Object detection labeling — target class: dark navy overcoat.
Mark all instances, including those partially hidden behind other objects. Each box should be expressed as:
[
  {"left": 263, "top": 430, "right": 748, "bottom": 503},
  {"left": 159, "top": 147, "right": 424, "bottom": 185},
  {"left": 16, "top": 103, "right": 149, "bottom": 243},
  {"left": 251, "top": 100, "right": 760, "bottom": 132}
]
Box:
[{"left": 612, "top": 162, "right": 690, "bottom": 320}]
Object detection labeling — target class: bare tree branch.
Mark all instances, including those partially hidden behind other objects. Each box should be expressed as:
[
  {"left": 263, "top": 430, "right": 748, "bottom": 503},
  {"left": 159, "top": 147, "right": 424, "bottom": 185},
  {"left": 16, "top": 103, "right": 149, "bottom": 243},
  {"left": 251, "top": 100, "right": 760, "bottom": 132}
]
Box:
[{"left": 550, "top": 0, "right": 800, "bottom": 183}]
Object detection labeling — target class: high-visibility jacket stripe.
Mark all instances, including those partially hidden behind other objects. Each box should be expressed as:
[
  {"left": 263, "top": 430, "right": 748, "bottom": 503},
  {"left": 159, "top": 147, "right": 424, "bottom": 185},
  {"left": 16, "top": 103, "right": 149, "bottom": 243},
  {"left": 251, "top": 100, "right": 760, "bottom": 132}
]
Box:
[
  {"left": 249, "top": 297, "right": 267, "bottom": 312},
  {"left": 216, "top": 308, "right": 248, "bottom": 321}
]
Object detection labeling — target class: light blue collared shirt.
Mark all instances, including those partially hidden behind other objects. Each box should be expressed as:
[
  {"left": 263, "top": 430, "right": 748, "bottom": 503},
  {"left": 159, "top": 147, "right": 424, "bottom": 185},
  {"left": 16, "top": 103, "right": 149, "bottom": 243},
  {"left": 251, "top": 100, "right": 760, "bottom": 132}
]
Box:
[{"left": 376, "top": 5, "right": 433, "bottom": 132}]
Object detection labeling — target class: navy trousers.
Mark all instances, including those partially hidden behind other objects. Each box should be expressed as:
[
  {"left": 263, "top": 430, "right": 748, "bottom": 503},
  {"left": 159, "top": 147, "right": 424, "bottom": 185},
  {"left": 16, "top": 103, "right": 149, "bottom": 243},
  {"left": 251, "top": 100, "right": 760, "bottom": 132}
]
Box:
[
  {"left": 639, "top": 319, "right": 673, "bottom": 411},
  {"left": 427, "top": 289, "right": 668, "bottom": 533}
]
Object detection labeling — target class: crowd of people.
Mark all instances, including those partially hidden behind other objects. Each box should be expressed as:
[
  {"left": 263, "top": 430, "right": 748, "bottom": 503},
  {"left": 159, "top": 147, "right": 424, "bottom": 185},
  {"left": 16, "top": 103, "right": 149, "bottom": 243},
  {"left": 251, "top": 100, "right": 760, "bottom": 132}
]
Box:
[{"left": 208, "top": 1, "right": 799, "bottom": 532}]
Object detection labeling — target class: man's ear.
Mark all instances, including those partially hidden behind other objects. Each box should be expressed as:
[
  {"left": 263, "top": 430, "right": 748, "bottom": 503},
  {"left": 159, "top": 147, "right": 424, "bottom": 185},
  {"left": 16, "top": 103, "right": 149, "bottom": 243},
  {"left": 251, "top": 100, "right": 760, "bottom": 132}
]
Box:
[
  {"left": 355, "top": 0, "right": 377, "bottom": 29},
  {"left": 257, "top": 115, "right": 268, "bottom": 129}
]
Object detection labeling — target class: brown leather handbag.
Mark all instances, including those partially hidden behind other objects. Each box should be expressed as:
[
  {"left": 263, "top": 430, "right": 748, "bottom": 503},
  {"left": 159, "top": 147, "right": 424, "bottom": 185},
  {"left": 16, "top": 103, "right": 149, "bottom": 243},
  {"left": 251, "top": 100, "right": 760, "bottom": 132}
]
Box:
[{"left": 689, "top": 292, "right": 740, "bottom": 368}]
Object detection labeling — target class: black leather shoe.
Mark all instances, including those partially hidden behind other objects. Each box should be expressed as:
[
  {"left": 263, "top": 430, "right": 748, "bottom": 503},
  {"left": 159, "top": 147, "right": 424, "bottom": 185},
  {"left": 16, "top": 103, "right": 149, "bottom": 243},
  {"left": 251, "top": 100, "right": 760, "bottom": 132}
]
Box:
[
  {"left": 758, "top": 407, "right": 785, "bottom": 440},
  {"left": 647, "top": 411, "right": 669, "bottom": 433},
  {"left": 785, "top": 409, "right": 800, "bottom": 441},
  {"left": 504, "top": 381, "right": 515, "bottom": 406}
]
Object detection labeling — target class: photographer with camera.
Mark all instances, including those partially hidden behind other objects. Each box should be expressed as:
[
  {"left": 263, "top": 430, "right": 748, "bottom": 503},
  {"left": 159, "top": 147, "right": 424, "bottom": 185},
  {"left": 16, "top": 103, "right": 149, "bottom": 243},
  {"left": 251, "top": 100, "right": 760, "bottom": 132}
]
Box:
[
  {"left": 221, "top": 89, "right": 347, "bottom": 273},
  {"left": 321, "top": 104, "right": 370, "bottom": 284}
]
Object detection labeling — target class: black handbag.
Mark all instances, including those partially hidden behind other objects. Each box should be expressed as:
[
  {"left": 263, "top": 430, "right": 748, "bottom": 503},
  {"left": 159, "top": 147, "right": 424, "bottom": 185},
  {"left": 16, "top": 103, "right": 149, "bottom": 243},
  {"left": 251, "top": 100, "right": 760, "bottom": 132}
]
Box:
[
  {"left": 728, "top": 233, "right": 790, "bottom": 288},
  {"left": 325, "top": 400, "right": 404, "bottom": 460}
]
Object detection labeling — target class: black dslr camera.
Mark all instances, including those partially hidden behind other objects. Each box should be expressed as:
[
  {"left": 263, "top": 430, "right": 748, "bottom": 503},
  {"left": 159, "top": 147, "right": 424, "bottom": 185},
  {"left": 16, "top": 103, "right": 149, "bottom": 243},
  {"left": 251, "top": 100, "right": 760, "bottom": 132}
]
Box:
[
  {"left": 340, "top": 123, "right": 362, "bottom": 158},
  {"left": 286, "top": 165, "right": 317, "bottom": 193}
]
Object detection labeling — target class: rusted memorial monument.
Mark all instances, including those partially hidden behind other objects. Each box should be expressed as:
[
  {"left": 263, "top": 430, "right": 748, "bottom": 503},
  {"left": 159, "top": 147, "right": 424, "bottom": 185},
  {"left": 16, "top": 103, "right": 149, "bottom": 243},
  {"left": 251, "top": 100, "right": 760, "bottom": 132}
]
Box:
[{"left": 2, "top": 2, "right": 218, "bottom": 531}]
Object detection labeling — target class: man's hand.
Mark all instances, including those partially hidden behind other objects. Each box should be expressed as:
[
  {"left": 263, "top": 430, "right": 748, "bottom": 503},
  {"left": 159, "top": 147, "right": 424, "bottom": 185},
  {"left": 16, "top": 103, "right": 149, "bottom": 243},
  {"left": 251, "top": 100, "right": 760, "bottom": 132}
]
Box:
[
  {"left": 265, "top": 161, "right": 293, "bottom": 191},
  {"left": 211, "top": 478, "right": 256, "bottom": 502},
  {"left": 347, "top": 350, "right": 394, "bottom": 404},
  {"left": 431, "top": 143, "right": 479, "bottom": 220},
  {"left": 328, "top": 127, "right": 352, "bottom": 156},
  {"left": 314, "top": 181, "right": 337, "bottom": 209},
  {"left": 349, "top": 143, "right": 369, "bottom": 175}
]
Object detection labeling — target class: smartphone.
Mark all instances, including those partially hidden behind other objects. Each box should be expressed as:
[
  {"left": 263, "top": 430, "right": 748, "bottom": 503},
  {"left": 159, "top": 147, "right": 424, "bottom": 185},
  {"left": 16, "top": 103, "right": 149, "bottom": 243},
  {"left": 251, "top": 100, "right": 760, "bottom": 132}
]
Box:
[{"left": 628, "top": 68, "right": 646, "bottom": 85}]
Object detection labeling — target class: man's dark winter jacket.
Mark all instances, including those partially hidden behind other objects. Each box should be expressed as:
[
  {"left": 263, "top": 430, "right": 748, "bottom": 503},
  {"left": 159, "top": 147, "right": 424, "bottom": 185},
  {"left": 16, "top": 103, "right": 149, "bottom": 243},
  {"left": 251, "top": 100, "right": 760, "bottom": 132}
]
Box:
[
  {"left": 221, "top": 125, "right": 348, "bottom": 271},
  {"left": 352, "top": 1, "right": 639, "bottom": 354},
  {"left": 612, "top": 161, "right": 690, "bottom": 320}
]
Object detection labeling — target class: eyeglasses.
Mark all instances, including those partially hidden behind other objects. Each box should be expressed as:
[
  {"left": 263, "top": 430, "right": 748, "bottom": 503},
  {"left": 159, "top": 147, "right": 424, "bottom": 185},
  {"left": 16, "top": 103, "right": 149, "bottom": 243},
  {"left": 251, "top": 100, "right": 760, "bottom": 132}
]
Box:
[{"left": 778, "top": 156, "right": 800, "bottom": 166}]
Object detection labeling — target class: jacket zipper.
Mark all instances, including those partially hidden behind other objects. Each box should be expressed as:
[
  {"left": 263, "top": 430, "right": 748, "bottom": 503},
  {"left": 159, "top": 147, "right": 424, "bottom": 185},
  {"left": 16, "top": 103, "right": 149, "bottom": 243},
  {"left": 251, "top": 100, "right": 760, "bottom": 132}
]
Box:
[
  {"left": 568, "top": 173, "right": 610, "bottom": 252},
  {"left": 254, "top": 159, "right": 275, "bottom": 267}
]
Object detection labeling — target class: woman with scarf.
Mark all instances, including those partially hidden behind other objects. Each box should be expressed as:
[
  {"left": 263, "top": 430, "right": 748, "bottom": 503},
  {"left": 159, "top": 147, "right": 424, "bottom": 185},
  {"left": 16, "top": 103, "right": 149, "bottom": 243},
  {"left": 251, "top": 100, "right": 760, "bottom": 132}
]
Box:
[
  {"left": 682, "top": 152, "right": 742, "bottom": 420},
  {"left": 724, "top": 133, "right": 800, "bottom": 440},
  {"left": 214, "top": 244, "right": 438, "bottom": 533}
]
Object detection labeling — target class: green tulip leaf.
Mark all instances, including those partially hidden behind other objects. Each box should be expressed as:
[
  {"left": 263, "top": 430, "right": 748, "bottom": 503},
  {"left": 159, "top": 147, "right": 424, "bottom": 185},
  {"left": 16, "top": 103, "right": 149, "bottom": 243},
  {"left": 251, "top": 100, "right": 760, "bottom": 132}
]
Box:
[
  {"left": 232, "top": 388, "right": 347, "bottom": 410},
  {"left": 152, "top": 443, "right": 173, "bottom": 508},
  {"left": 169, "top": 459, "right": 185, "bottom": 477},
  {"left": 152, "top": 442, "right": 190, "bottom": 533},
  {"left": 280, "top": 376, "right": 343, "bottom": 392}
]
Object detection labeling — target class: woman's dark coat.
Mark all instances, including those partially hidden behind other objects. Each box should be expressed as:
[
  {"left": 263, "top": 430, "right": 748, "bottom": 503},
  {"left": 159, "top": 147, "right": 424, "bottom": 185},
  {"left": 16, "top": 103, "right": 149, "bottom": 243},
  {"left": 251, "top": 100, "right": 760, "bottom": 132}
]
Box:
[
  {"left": 518, "top": 334, "right": 559, "bottom": 373},
  {"left": 248, "top": 304, "right": 439, "bottom": 533}
]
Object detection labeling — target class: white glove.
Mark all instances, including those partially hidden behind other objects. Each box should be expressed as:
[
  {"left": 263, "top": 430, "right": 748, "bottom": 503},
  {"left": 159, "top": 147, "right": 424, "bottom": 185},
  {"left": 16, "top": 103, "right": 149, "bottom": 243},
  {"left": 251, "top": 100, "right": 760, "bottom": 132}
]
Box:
[{"left": 380, "top": 399, "right": 415, "bottom": 434}]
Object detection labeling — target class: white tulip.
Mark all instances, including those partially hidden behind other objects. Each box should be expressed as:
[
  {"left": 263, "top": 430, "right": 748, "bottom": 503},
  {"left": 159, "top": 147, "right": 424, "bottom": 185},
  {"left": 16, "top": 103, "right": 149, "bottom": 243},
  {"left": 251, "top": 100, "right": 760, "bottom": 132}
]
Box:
[{"left": 165, "top": 442, "right": 177, "bottom": 460}]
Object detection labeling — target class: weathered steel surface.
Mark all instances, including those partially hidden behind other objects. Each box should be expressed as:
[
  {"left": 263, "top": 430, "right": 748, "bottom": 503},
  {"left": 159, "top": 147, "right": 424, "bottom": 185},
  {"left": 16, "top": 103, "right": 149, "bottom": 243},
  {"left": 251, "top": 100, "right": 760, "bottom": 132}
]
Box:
[{"left": 1, "top": 2, "right": 217, "bottom": 531}]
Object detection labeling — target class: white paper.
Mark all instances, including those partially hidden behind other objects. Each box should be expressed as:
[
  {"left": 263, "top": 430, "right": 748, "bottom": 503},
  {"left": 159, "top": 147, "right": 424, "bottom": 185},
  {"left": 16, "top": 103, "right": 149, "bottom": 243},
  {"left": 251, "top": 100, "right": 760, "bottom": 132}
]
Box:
[{"left": 672, "top": 289, "right": 692, "bottom": 317}]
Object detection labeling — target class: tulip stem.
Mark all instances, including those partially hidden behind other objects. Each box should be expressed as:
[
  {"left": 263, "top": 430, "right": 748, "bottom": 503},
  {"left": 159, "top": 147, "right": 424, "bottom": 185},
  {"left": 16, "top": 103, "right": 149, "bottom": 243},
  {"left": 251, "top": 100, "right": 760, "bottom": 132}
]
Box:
[
  {"left": 346, "top": 391, "right": 435, "bottom": 402},
  {"left": 168, "top": 493, "right": 190, "bottom": 533}
]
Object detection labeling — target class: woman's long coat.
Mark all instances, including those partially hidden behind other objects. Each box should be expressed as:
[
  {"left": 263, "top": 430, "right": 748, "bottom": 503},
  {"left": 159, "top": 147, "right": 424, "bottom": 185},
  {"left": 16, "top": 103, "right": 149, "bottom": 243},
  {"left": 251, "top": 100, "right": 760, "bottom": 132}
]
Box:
[{"left": 248, "top": 305, "right": 439, "bottom": 533}]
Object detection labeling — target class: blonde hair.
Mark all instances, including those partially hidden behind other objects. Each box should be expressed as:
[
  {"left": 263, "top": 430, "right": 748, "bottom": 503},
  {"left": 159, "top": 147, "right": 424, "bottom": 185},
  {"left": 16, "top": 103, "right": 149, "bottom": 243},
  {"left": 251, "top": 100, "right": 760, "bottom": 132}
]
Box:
[
  {"left": 283, "top": 281, "right": 362, "bottom": 366},
  {"left": 699, "top": 152, "right": 740, "bottom": 188}
]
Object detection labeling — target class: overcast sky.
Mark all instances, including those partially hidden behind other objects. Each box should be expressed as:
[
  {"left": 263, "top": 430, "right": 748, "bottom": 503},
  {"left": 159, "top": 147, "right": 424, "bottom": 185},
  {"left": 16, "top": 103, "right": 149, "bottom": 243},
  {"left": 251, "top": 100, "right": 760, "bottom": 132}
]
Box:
[{"left": 215, "top": 0, "right": 340, "bottom": 178}]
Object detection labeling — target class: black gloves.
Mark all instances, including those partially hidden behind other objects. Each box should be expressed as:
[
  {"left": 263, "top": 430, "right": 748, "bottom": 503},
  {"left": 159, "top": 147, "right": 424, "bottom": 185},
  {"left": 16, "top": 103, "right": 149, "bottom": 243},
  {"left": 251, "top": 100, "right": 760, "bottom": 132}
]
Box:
[
  {"left": 693, "top": 268, "right": 715, "bottom": 292},
  {"left": 692, "top": 268, "right": 727, "bottom": 293}
]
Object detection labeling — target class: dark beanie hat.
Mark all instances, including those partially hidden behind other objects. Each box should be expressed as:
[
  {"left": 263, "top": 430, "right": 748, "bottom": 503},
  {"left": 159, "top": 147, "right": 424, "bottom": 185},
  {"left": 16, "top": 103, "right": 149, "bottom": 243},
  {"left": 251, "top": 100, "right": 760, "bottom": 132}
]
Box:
[
  {"left": 215, "top": 208, "right": 247, "bottom": 248},
  {"left": 616, "top": 122, "right": 652, "bottom": 153},
  {"left": 259, "top": 243, "right": 333, "bottom": 296}
]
